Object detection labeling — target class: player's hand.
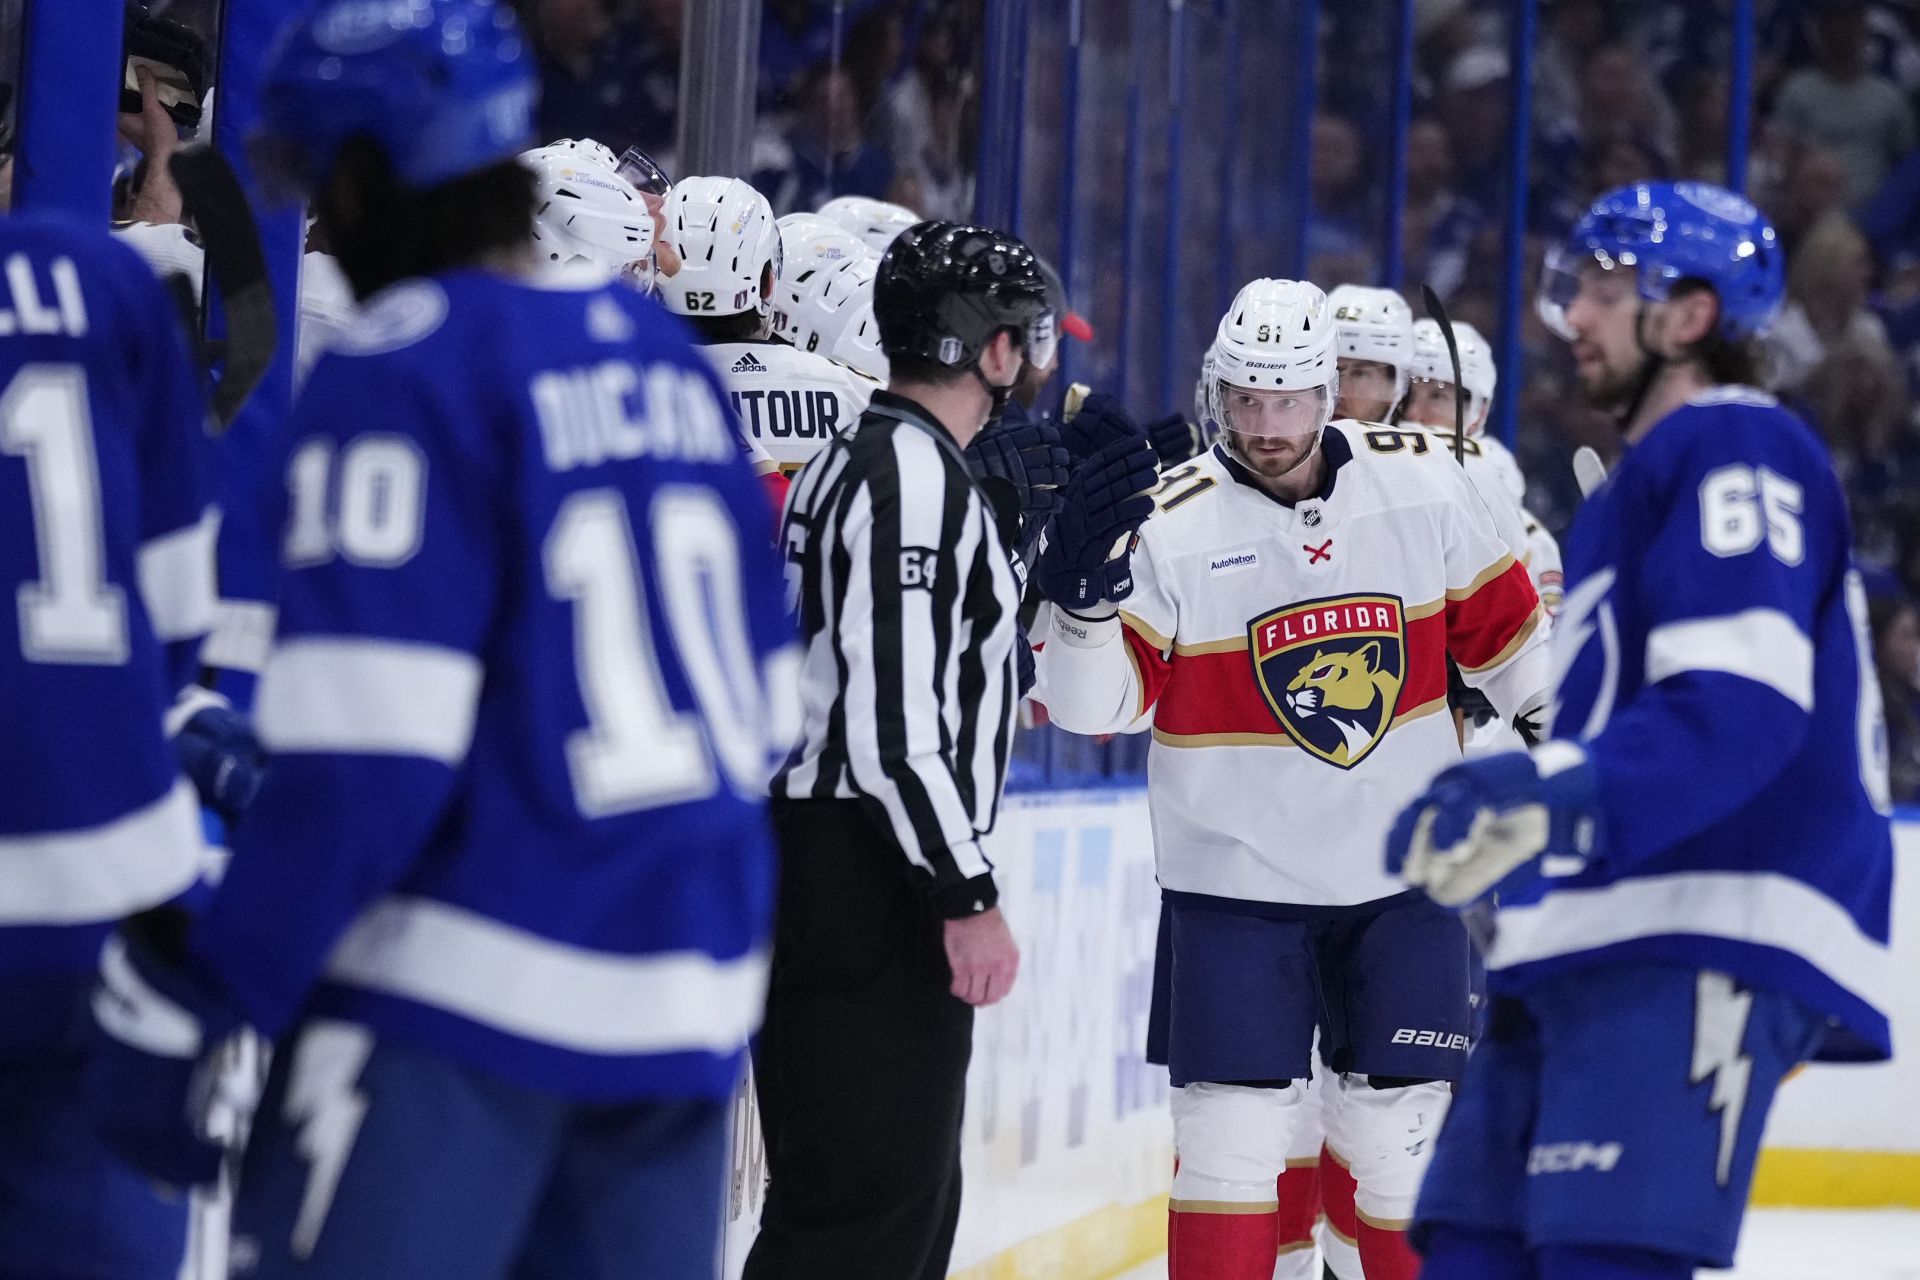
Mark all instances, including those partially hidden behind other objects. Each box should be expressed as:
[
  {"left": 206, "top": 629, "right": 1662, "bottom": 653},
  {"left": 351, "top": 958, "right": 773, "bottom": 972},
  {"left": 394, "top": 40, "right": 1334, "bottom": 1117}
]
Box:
[
  {"left": 1061, "top": 392, "right": 1146, "bottom": 465},
  {"left": 118, "top": 66, "right": 185, "bottom": 226},
  {"left": 1035, "top": 436, "right": 1158, "bottom": 610},
  {"left": 1387, "top": 743, "right": 1603, "bottom": 908},
  {"left": 1144, "top": 413, "right": 1207, "bottom": 467},
  {"left": 965, "top": 416, "right": 1072, "bottom": 518},
  {"left": 82, "top": 910, "right": 252, "bottom": 1189},
  {"left": 643, "top": 191, "right": 682, "bottom": 278},
  {"left": 175, "top": 703, "right": 268, "bottom": 822},
  {"left": 943, "top": 907, "right": 1021, "bottom": 1006}
]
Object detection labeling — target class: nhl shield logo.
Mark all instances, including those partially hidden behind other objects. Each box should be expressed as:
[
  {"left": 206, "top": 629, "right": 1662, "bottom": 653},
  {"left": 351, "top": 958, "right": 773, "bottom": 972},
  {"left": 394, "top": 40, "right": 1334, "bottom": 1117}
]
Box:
[{"left": 1249, "top": 594, "right": 1407, "bottom": 769}]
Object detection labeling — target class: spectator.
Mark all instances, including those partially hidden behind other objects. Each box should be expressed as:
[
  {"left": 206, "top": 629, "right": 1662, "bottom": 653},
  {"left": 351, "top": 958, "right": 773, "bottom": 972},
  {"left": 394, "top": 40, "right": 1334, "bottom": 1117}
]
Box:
[
  {"left": 1308, "top": 113, "right": 1377, "bottom": 286},
  {"left": 888, "top": 15, "right": 975, "bottom": 220},
  {"left": 1577, "top": 43, "right": 1679, "bottom": 167},
  {"left": 1772, "top": 0, "right": 1916, "bottom": 205},
  {"left": 1769, "top": 211, "right": 1889, "bottom": 389},
  {"left": 521, "top": 0, "right": 675, "bottom": 157},
  {"left": 1673, "top": 66, "right": 1731, "bottom": 186},
  {"left": 756, "top": 62, "right": 896, "bottom": 215},
  {"left": 1801, "top": 333, "right": 1920, "bottom": 562},
  {"left": 1400, "top": 116, "right": 1485, "bottom": 301},
  {"left": 1772, "top": 146, "right": 1852, "bottom": 257},
  {"left": 1584, "top": 134, "right": 1669, "bottom": 205},
  {"left": 1868, "top": 592, "right": 1920, "bottom": 802}
]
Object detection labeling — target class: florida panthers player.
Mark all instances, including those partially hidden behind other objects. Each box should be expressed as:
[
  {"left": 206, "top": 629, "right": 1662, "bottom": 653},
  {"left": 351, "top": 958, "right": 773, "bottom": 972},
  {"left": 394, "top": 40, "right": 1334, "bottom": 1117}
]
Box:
[
  {"left": 0, "top": 218, "right": 216, "bottom": 1280},
  {"left": 660, "top": 177, "right": 877, "bottom": 493},
  {"left": 79, "top": 3, "right": 797, "bottom": 1276},
  {"left": 1389, "top": 182, "right": 1895, "bottom": 1280},
  {"left": 1402, "top": 319, "right": 1564, "bottom": 615},
  {"left": 1038, "top": 278, "right": 1550, "bottom": 1280},
  {"left": 521, "top": 138, "right": 657, "bottom": 287}
]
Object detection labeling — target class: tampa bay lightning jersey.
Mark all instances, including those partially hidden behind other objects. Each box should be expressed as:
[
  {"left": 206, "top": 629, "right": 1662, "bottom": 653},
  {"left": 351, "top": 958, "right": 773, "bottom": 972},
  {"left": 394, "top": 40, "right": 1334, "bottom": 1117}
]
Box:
[
  {"left": 0, "top": 218, "right": 215, "bottom": 1041},
  {"left": 189, "top": 271, "right": 797, "bottom": 1099},
  {"left": 1487, "top": 389, "right": 1895, "bottom": 1062}
]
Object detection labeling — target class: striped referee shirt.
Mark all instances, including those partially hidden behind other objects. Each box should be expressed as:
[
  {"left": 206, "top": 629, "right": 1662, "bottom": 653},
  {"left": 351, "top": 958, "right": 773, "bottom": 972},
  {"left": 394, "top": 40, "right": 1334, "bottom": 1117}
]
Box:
[{"left": 774, "top": 390, "right": 1023, "bottom": 916}]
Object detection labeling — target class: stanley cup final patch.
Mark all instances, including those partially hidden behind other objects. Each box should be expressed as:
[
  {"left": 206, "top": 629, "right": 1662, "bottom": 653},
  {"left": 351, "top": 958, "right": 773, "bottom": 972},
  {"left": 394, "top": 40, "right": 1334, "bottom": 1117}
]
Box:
[{"left": 1249, "top": 594, "right": 1407, "bottom": 768}]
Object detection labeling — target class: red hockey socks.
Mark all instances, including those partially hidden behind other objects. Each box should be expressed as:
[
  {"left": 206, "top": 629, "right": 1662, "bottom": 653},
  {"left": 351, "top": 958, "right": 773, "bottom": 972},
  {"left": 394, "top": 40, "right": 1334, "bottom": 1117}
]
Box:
[
  {"left": 1168, "top": 1203, "right": 1282, "bottom": 1280},
  {"left": 1358, "top": 1215, "right": 1423, "bottom": 1280}
]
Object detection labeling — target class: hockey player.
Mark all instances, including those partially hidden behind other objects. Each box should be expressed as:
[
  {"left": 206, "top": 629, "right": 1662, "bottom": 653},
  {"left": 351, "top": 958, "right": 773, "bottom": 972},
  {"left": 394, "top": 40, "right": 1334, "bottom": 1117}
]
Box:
[
  {"left": 1037, "top": 278, "right": 1550, "bottom": 1280},
  {"left": 521, "top": 138, "right": 657, "bottom": 287},
  {"left": 781, "top": 252, "right": 890, "bottom": 382},
  {"left": 80, "top": 4, "right": 796, "bottom": 1277},
  {"left": 0, "top": 218, "right": 217, "bottom": 1280},
  {"left": 1389, "top": 181, "right": 1896, "bottom": 1280},
  {"left": 1328, "top": 284, "right": 1417, "bottom": 424},
  {"left": 661, "top": 176, "right": 877, "bottom": 489},
  {"left": 1402, "top": 319, "right": 1564, "bottom": 615},
  {"left": 817, "top": 193, "right": 922, "bottom": 255}
]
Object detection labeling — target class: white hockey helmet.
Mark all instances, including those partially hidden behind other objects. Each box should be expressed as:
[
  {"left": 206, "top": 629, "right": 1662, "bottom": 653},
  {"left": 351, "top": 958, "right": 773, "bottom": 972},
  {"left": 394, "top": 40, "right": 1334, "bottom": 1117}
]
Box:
[
  {"left": 817, "top": 195, "right": 921, "bottom": 256},
  {"left": 772, "top": 212, "right": 871, "bottom": 342},
  {"left": 660, "top": 176, "right": 782, "bottom": 320},
  {"left": 1327, "top": 284, "right": 1416, "bottom": 411},
  {"left": 1408, "top": 317, "right": 1498, "bottom": 435},
  {"left": 521, "top": 144, "right": 655, "bottom": 282},
  {"left": 543, "top": 136, "right": 621, "bottom": 172},
  {"left": 1203, "top": 278, "right": 1340, "bottom": 465},
  {"left": 788, "top": 254, "right": 889, "bottom": 382}
]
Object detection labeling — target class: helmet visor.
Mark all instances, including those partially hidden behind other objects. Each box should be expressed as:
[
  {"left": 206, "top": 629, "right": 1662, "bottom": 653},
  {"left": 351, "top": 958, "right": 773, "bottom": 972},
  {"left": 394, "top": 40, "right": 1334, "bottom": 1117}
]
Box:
[
  {"left": 1025, "top": 311, "right": 1060, "bottom": 373},
  {"left": 1537, "top": 241, "right": 1649, "bottom": 342},
  {"left": 615, "top": 147, "right": 672, "bottom": 198},
  {"left": 1215, "top": 382, "right": 1332, "bottom": 443}
]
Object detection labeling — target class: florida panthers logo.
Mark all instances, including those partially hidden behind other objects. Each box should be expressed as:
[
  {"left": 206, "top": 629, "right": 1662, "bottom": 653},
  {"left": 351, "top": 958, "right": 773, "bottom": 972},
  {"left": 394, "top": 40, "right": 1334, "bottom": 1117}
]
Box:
[{"left": 1250, "top": 594, "right": 1407, "bottom": 768}]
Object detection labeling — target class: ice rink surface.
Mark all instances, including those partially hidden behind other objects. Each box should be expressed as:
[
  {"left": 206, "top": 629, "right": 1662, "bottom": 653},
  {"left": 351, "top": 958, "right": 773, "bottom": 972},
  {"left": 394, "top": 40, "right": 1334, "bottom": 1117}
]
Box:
[{"left": 1112, "top": 1210, "right": 1920, "bottom": 1279}]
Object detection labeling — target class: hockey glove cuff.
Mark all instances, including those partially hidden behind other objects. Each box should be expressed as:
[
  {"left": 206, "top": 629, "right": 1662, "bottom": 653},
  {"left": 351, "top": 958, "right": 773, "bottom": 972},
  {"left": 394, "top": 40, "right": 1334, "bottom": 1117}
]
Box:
[
  {"left": 174, "top": 702, "right": 268, "bottom": 822},
  {"left": 1387, "top": 742, "right": 1603, "bottom": 908}
]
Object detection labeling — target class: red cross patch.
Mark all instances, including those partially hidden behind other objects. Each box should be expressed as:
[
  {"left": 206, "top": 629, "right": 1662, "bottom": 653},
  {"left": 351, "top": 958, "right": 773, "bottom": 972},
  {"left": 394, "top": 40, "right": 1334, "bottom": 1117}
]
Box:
[{"left": 1304, "top": 539, "right": 1333, "bottom": 564}]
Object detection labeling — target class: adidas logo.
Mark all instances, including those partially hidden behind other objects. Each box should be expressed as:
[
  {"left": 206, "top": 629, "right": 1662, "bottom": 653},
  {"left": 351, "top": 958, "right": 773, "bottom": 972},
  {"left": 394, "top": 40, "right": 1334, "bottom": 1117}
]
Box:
[{"left": 731, "top": 352, "right": 768, "bottom": 374}]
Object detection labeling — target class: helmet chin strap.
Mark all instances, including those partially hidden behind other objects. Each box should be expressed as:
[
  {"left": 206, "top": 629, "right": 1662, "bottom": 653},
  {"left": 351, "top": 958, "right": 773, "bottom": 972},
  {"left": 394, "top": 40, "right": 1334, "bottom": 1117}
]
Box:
[
  {"left": 1613, "top": 304, "right": 1669, "bottom": 433},
  {"left": 972, "top": 362, "right": 1022, "bottom": 427}
]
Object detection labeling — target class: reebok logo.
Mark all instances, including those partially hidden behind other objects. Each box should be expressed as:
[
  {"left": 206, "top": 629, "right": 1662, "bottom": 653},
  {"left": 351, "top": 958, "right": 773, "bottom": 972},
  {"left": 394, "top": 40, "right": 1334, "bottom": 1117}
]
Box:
[
  {"left": 1528, "top": 1142, "right": 1624, "bottom": 1175},
  {"left": 1208, "top": 549, "right": 1259, "bottom": 577},
  {"left": 1390, "top": 1028, "right": 1471, "bottom": 1051},
  {"left": 731, "top": 352, "right": 768, "bottom": 374}
]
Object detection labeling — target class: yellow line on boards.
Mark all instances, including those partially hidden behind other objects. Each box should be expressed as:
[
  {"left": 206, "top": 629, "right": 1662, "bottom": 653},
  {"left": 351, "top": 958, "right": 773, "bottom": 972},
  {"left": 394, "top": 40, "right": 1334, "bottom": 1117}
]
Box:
[
  {"left": 947, "top": 1195, "right": 1168, "bottom": 1280},
  {"left": 1748, "top": 1149, "right": 1920, "bottom": 1208}
]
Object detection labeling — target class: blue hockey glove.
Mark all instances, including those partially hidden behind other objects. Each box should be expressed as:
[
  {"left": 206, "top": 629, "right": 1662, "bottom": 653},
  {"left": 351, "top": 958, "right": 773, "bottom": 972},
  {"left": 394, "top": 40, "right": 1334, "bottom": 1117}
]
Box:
[
  {"left": 83, "top": 910, "right": 252, "bottom": 1189},
  {"left": 1036, "top": 436, "right": 1159, "bottom": 611},
  {"left": 175, "top": 702, "right": 267, "bottom": 822},
  {"left": 965, "top": 415, "right": 1071, "bottom": 563},
  {"left": 1015, "top": 628, "right": 1036, "bottom": 698},
  {"left": 1386, "top": 742, "right": 1604, "bottom": 908},
  {"left": 1061, "top": 392, "right": 1147, "bottom": 465},
  {"left": 1144, "top": 413, "right": 1207, "bottom": 467}
]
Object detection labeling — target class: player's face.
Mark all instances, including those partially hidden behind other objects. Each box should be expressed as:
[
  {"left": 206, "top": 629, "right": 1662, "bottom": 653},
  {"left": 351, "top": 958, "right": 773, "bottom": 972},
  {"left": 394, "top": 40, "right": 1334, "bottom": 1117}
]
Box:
[
  {"left": 1222, "top": 383, "right": 1327, "bottom": 477},
  {"left": 1404, "top": 377, "right": 1463, "bottom": 430},
  {"left": 1336, "top": 358, "right": 1398, "bottom": 422},
  {"left": 1561, "top": 263, "right": 1647, "bottom": 409}
]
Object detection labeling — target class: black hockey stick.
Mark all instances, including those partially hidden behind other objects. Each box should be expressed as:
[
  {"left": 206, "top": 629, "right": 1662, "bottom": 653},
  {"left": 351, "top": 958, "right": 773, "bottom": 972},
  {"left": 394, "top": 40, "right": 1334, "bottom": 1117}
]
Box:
[
  {"left": 1421, "top": 283, "right": 1468, "bottom": 467},
  {"left": 170, "top": 144, "right": 279, "bottom": 431}
]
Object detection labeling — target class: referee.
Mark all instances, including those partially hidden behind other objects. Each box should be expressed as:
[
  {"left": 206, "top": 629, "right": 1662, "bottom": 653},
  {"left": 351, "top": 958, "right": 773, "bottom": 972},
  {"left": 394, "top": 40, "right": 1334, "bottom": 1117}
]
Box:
[{"left": 745, "top": 223, "right": 1054, "bottom": 1280}]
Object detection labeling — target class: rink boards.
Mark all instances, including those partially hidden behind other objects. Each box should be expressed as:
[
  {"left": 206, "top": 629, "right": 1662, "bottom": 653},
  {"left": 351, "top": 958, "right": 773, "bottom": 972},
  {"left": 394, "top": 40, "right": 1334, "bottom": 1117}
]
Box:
[{"left": 721, "top": 792, "right": 1920, "bottom": 1279}]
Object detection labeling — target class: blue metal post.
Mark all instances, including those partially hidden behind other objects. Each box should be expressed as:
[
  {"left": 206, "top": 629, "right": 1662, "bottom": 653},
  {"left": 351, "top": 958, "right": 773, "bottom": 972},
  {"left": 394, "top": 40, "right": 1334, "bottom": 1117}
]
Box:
[
  {"left": 1381, "top": 0, "right": 1415, "bottom": 289},
  {"left": 1216, "top": 1, "right": 1243, "bottom": 319},
  {"left": 1492, "top": 0, "right": 1536, "bottom": 448},
  {"left": 1117, "top": 81, "right": 1143, "bottom": 410},
  {"left": 1158, "top": 0, "right": 1187, "bottom": 416},
  {"left": 1728, "top": 0, "right": 1755, "bottom": 194},
  {"left": 14, "top": 0, "right": 121, "bottom": 221},
  {"left": 974, "top": 0, "right": 1027, "bottom": 230},
  {"left": 1285, "top": 0, "right": 1320, "bottom": 279},
  {"left": 1057, "top": 0, "right": 1086, "bottom": 394}
]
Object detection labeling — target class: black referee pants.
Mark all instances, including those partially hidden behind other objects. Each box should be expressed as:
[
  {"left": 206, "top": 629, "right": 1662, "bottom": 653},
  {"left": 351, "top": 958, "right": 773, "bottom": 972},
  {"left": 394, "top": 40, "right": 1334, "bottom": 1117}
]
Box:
[{"left": 744, "top": 799, "right": 975, "bottom": 1280}]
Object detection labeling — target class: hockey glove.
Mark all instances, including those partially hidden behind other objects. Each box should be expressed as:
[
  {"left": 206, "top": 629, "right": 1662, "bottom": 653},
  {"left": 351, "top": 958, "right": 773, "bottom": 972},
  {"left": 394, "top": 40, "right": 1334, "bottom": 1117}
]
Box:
[
  {"left": 1036, "top": 436, "right": 1159, "bottom": 611},
  {"left": 175, "top": 703, "right": 267, "bottom": 822},
  {"left": 1144, "top": 413, "right": 1208, "bottom": 468},
  {"left": 1386, "top": 742, "right": 1603, "bottom": 909},
  {"left": 83, "top": 909, "right": 253, "bottom": 1189},
  {"left": 1061, "top": 392, "right": 1146, "bottom": 465},
  {"left": 965, "top": 415, "right": 1071, "bottom": 562}
]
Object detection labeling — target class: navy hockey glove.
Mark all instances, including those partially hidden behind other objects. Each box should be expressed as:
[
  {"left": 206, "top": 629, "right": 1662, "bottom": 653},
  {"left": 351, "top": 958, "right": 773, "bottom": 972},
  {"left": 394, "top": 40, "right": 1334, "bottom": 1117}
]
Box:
[
  {"left": 1036, "top": 436, "right": 1159, "bottom": 611},
  {"left": 1061, "top": 392, "right": 1147, "bottom": 465},
  {"left": 83, "top": 910, "right": 253, "bottom": 1189},
  {"left": 175, "top": 703, "right": 267, "bottom": 822},
  {"left": 965, "top": 415, "right": 1071, "bottom": 562},
  {"left": 1386, "top": 743, "right": 1603, "bottom": 908},
  {"left": 1144, "top": 413, "right": 1207, "bottom": 468}
]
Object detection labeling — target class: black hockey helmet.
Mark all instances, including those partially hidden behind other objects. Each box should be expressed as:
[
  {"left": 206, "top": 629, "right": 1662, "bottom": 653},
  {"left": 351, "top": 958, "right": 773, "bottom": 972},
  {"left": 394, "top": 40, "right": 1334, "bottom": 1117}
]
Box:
[{"left": 873, "top": 221, "right": 1058, "bottom": 372}]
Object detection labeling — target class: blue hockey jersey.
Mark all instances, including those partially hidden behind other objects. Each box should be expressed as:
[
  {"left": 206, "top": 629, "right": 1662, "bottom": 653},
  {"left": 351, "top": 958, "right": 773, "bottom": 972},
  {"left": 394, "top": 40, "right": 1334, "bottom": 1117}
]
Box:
[
  {"left": 0, "top": 218, "right": 216, "bottom": 1048},
  {"left": 1488, "top": 389, "right": 1895, "bottom": 1062},
  {"left": 189, "top": 271, "right": 797, "bottom": 1100}
]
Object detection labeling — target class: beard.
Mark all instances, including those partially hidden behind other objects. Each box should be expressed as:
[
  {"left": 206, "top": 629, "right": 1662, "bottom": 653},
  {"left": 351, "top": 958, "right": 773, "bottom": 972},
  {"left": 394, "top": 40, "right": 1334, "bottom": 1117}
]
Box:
[
  {"left": 1229, "top": 430, "right": 1319, "bottom": 479},
  {"left": 1577, "top": 355, "right": 1648, "bottom": 413}
]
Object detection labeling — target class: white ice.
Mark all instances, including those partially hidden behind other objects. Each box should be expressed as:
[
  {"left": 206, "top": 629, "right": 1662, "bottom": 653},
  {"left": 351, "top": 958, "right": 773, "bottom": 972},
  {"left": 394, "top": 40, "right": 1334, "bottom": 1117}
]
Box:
[{"left": 1111, "top": 1209, "right": 1920, "bottom": 1279}]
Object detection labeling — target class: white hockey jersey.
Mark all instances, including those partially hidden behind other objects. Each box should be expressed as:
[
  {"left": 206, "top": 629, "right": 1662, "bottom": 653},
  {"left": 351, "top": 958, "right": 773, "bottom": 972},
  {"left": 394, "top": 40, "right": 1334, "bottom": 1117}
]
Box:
[
  {"left": 702, "top": 338, "right": 879, "bottom": 475},
  {"left": 1414, "top": 426, "right": 1564, "bottom": 616},
  {"left": 1038, "top": 424, "right": 1550, "bottom": 908}
]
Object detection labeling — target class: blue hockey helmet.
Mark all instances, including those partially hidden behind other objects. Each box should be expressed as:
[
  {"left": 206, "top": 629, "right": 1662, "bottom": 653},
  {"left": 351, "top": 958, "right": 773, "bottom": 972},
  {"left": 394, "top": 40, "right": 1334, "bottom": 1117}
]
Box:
[
  {"left": 1539, "top": 181, "right": 1784, "bottom": 342},
  {"left": 254, "top": 0, "right": 537, "bottom": 200}
]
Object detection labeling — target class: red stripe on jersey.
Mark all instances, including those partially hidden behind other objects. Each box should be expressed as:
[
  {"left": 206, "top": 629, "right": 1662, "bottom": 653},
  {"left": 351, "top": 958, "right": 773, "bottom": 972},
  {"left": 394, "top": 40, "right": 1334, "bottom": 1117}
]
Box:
[
  {"left": 1399, "top": 611, "right": 1449, "bottom": 714},
  {"left": 1122, "top": 623, "right": 1177, "bottom": 719},
  {"left": 1447, "top": 560, "right": 1541, "bottom": 672}
]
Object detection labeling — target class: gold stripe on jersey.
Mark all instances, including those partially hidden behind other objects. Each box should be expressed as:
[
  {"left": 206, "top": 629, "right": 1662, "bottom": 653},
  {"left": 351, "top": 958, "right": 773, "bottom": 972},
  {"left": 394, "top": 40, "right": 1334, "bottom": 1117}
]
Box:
[
  {"left": 1446, "top": 553, "right": 1520, "bottom": 600},
  {"left": 1119, "top": 610, "right": 1173, "bottom": 652}
]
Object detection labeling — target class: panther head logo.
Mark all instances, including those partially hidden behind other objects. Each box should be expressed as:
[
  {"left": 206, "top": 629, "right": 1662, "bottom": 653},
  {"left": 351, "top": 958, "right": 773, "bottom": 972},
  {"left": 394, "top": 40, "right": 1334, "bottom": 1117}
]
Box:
[{"left": 1250, "top": 595, "right": 1407, "bottom": 768}]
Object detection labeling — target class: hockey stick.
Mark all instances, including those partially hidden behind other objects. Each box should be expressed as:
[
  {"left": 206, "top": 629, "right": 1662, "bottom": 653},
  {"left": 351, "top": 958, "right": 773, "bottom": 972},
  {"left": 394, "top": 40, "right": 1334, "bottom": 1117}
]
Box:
[
  {"left": 1421, "top": 284, "right": 1469, "bottom": 467},
  {"left": 170, "top": 144, "right": 279, "bottom": 431},
  {"left": 1572, "top": 445, "right": 1608, "bottom": 497}
]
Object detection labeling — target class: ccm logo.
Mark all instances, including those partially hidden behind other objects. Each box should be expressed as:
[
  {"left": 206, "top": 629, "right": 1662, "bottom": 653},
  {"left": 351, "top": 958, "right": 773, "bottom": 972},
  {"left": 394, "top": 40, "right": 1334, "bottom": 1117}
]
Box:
[
  {"left": 1528, "top": 1142, "right": 1624, "bottom": 1175},
  {"left": 1391, "top": 1029, "right": 1471, "bottom": 1050}
]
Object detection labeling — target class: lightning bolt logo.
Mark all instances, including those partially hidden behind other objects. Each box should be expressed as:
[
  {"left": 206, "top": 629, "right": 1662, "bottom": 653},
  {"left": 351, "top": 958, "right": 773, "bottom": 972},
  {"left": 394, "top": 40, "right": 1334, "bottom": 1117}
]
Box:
[
  {"left": 284, "top": 1021, "right": 375, "bottom": 1260},
  {"left": 1690, "top": 971, "right": 1756, "bottom": 1188}
]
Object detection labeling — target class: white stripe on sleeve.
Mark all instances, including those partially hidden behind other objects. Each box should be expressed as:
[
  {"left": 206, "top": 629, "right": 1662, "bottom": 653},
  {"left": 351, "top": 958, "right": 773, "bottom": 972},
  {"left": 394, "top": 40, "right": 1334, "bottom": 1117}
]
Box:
[
  {"left": 256, "top": 638, "right": 483, "bottom": 763},
  {"left": 0, "top": 780, "right": 204, "bottom": 925},
  {"left": 137, "top": 508, "right": 220, "bottom": 642},
  {"left": 1644, "top": 608, "right": 1814, "bottom": 712}
]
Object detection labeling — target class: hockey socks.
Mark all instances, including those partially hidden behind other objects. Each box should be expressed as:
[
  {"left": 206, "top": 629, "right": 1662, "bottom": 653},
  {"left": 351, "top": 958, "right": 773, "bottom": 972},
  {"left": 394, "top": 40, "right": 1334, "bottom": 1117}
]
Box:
[
  {"left": 1272, "top": 1162, "right": 1320, "bottom": 1278},
  {"left": 1357, "top": 1215, "right": 1422, "bottom": 1280},
  {"left": 1169, "top": 1200, "right": 1282, "bottom": 1280}
]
